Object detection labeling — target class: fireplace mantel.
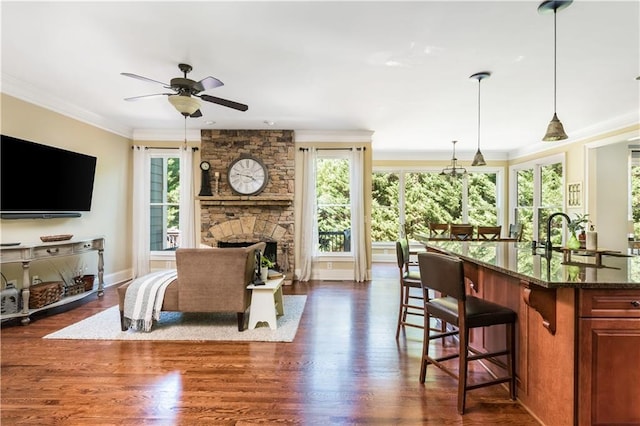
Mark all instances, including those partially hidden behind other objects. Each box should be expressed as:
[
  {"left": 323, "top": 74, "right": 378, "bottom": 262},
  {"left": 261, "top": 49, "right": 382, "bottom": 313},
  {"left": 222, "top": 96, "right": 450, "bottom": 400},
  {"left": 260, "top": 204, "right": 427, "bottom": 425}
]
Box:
[{"left": 198, "top": 195, "right": 293, "bottom": 206}]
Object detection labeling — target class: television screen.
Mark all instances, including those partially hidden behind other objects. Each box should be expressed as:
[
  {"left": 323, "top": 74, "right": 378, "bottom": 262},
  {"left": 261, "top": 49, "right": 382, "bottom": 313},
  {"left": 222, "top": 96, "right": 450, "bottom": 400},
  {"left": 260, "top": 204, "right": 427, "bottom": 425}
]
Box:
[{"left": 0, "top": 135, "right": 97, "bottom": 217}]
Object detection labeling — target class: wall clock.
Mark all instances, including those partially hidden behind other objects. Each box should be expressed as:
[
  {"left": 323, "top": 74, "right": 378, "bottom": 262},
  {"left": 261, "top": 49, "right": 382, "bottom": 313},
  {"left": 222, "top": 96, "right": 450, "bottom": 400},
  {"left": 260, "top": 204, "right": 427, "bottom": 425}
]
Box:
[{"left": 227, "top": 156, "right": 268, "bottom": 195}]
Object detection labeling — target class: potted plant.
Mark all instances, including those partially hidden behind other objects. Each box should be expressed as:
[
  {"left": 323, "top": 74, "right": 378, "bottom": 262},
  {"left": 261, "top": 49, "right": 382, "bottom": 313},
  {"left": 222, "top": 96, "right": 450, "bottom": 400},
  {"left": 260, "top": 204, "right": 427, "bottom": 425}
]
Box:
[
  {"left": 568, "top": 213, "right": 589, "bottom": 249},
  {"left": 260, "top": 255, "right": 274, "bottom": 281}
]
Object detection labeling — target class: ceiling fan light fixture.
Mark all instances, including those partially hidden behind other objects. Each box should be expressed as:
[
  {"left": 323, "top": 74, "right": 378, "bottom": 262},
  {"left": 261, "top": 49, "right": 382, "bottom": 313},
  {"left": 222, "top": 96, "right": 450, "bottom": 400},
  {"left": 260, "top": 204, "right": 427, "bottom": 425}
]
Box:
[{"left": 168, "top": 94, "right": 201, "bottom": 116}]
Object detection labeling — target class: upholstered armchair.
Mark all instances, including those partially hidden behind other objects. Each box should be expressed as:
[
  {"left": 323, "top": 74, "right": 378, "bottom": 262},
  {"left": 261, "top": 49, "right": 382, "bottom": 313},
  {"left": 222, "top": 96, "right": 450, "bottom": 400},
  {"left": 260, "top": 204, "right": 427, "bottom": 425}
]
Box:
[{"left": 117, "top": 242, "right": 266, "bottom": 331}]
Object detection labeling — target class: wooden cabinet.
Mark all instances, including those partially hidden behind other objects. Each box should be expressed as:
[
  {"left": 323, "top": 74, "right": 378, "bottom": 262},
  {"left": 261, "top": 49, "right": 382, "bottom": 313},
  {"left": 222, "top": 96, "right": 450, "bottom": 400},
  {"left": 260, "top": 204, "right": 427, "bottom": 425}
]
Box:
[
  {"left": 578, "top": 289, "right": 640, "bottom": 426},
  {"left": 0, "top": 236, "right": 105, "bottom": 325}
]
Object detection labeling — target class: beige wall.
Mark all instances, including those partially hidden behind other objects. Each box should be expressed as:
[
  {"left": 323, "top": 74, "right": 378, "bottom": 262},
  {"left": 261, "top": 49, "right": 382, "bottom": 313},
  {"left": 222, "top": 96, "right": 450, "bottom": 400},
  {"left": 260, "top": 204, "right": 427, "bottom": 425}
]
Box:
[{"left": 1, "top": 94, "right": 133, "bottom": 287}]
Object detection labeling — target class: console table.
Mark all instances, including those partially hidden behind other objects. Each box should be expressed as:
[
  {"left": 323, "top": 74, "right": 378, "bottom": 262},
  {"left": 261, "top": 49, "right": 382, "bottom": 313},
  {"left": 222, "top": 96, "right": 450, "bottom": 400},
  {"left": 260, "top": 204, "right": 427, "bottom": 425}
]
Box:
[{"left": 0, "top": 236, "right": 104, "bottom": 325}]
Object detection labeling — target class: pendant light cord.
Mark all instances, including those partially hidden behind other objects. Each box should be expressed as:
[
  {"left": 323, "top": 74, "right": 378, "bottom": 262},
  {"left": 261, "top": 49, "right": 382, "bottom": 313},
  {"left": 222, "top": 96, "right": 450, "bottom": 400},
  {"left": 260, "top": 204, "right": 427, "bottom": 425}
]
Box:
[
  {"left": 477, "top": 78, "right": 481, "bottom": 151},
  {"left": 184, "top": 116, "right": 187, "bottom": 149},
  {"left": 553, "top": 8, "right": 557, "bottom": 113}
]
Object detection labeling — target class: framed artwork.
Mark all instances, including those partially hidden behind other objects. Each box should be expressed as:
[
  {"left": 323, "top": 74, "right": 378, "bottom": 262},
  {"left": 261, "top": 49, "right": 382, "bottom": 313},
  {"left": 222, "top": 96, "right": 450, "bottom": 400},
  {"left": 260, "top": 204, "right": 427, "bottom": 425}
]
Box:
[{"left": 567, "top": 182, "right": 582, "bottom": 207}]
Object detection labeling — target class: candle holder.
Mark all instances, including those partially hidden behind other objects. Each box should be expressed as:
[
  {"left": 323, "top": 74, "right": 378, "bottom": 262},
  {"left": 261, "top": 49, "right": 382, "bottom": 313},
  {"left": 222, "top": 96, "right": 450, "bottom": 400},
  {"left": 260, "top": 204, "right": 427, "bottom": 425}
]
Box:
[{"left": 214, "top": 171, "right": 220, "bottom": 195}]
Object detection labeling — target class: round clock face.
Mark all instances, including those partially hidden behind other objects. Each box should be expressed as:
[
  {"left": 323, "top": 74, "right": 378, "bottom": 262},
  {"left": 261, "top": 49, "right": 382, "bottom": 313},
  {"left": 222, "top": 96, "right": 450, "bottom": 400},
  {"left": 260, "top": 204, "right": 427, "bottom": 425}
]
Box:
[
  {"left": 227, "top": 156, "right": 268, "bottom": 195},
  {"left": 200, "top": 161, "right": 210, "bottom": 171}
]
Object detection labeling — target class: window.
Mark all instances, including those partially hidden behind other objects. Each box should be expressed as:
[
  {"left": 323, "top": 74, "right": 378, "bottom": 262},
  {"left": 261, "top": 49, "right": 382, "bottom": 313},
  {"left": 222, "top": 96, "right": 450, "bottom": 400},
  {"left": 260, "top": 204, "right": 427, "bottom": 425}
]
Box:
[
  {"left": 316, "top": 153, "right": 351, "bottom": 253},
  {"left": 538, "top": 162, "right": 564, "bottom": 245},
  {"left": 371, "top": 168, "right": 502, "bottom": 243},
  {"left": 372, "top": 171, "right": 400, "bottom": 242},
  {"left": 150, "top": 153, "right": 181, "bottom": 252},
  {"left": 515, "top": 168, "right": 534, "bottom": 241},
  {"left": 511, "top": 154, "right": 564, "bottom": 244},
  {"left": 467, "top": 171, "right": 499, "bottom": 225},
  {"left": 630, "top": 149, "right": 640, "bottom": 239}
]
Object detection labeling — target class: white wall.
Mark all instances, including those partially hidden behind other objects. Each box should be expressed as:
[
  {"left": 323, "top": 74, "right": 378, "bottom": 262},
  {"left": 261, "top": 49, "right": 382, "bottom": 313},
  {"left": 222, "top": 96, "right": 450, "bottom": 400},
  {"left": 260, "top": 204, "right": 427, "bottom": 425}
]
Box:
[{"left": 593, "top": 141, "right": 629, "bottom": 252}]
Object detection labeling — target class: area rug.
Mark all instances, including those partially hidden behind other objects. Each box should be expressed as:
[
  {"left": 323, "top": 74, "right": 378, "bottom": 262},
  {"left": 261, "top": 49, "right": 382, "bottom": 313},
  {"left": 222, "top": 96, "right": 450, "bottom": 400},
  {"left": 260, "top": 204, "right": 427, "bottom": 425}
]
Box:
[{"left": 44, "top": 295, "right": 306, "bottom": 342}]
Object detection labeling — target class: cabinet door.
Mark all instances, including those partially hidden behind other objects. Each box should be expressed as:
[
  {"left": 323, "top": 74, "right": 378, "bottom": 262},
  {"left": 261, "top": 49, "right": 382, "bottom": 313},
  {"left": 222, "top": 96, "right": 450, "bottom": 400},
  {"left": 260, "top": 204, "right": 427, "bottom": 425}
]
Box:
[{"left": 578, "top": 318, "right": 640, "bottom": 426}]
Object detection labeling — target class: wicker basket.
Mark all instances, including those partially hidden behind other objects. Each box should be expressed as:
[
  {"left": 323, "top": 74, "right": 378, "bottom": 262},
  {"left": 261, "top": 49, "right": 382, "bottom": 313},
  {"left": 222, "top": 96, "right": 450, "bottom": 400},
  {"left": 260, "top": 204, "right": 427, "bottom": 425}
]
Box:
[
  {"left": 65, "top": 281, "right": 85, "bottom": 296},
  {"left": 29, "top": 281, "right": 63, "bottom": 309},
  {"left": 71, "top": 275, "right": 95, "bottom": 293}
]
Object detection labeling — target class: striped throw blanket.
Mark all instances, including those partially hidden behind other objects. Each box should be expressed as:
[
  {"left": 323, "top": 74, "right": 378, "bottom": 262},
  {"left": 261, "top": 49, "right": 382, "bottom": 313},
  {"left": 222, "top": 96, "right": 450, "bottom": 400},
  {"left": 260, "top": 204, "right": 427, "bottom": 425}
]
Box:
[{"left": 122, "top": 269, "right": 178, "bottom": 332}]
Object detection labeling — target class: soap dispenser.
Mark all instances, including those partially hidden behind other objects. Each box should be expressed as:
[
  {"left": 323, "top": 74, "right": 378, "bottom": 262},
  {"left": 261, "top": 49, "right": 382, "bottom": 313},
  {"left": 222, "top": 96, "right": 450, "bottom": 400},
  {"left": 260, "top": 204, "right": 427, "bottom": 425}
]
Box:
[{"left": 586, "top": 225, "right": 598, "bottom": 251}]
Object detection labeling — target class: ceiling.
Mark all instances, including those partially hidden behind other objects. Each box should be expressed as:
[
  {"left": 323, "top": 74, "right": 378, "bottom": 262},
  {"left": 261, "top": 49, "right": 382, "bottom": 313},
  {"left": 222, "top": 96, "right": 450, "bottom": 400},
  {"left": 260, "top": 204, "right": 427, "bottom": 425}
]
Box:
[{"left": 1, "top": 1, "right": 638, "bottom": 159}]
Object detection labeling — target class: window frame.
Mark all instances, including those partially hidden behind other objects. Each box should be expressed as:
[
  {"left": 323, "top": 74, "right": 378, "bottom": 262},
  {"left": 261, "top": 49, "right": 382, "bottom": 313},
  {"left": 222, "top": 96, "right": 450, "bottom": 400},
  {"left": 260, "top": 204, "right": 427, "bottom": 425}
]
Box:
[
  {"left": 509, "top": 153, "right": 565, "bottom": 242},
  {"left": 149, "top": 149, "right": 181, "bottom": 259},
  {"left": 371, "top": 165, "right": 504, "bottom": 245},
  {"left": 315, "top": 150, "right": 353, "bottom": 257}
]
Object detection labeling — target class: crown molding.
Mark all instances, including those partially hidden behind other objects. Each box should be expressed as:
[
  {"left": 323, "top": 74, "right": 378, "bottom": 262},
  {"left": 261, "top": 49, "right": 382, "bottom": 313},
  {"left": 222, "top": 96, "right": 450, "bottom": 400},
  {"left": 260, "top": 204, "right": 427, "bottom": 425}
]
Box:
[
  {"left": 132, "top": 128, "right": 202, "bottom": 142},
  {"left": 294, "top": 130, "right": 374, "bottom": 143},
  {"left": 1, "top": 73, "right": 132, "bottom": 138}
]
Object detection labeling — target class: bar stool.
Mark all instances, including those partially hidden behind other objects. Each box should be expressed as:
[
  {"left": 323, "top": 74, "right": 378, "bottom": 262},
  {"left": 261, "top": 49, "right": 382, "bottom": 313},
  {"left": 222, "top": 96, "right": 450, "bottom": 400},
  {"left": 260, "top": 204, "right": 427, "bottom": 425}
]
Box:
[
  {"left": 395, "top": 239, "right": 424, "bottom": 339},
  {"left": 417, "top": 251, "right": 517, "bottom": 414}
]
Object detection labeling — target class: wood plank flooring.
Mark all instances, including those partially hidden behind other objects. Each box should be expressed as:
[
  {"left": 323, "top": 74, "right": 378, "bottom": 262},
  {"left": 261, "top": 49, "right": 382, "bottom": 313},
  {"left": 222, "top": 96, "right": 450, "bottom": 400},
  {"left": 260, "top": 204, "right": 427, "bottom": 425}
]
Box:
[{"left": 1, "top": 263, "right": 541, "bottom": 425}]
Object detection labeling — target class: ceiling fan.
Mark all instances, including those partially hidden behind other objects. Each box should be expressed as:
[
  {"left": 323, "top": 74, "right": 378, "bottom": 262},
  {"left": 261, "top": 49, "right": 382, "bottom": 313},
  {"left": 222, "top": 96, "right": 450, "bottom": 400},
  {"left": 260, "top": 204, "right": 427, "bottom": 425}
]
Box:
[{"left": 121, "top": 63, "right": 248, "bottom": 118}]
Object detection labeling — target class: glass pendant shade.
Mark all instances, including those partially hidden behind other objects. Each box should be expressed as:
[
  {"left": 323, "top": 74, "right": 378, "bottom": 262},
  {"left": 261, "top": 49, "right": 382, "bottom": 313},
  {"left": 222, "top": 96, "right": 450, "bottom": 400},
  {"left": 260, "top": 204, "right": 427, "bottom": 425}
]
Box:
[
  {"left": 542, "top": 112, "right": 568, "bottom": 141},
  {"left": 168, "top": 94, "right": 201, "bottom": 116}
]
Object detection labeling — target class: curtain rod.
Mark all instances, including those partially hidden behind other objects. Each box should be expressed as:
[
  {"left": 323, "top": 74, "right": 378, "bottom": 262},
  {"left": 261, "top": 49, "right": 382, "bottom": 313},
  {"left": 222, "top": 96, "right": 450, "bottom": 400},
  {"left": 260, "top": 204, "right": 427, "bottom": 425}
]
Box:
[
  {"left": 298, "top": 147, "right": 366, "bottom": 151},
  {"left": 132, "top": 146, "right": 199, "bottom": 151}
]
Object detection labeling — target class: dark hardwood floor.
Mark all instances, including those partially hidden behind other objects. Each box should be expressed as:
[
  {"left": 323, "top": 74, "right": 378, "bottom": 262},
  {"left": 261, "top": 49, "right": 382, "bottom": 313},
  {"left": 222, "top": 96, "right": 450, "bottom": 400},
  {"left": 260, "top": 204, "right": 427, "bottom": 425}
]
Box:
[{"left": 1, "top": 263, "right": 540, "bottom": 425}]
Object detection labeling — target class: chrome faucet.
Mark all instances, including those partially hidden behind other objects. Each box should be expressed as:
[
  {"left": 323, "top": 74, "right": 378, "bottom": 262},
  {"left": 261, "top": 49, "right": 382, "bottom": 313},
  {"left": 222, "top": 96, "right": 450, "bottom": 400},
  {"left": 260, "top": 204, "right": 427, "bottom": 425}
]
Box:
[{"left": 545, "top": 212, "right": 571, "bottom": 257}]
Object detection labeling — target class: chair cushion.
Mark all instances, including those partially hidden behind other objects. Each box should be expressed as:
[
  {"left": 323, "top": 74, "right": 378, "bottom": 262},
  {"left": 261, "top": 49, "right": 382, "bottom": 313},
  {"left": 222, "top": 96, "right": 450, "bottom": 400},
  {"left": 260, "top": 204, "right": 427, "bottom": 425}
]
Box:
[
  {"left": 427, "top": 295, "right": 516, "bottom": 328},
  {"left": 402, "top": 270, "right": 422, "bottom": 287},
  {"left": 465, "top": 296, "right": 516, "bottom": 327},
  {"left": 426, "top": 296, "right": 459, "bottom": 325}
]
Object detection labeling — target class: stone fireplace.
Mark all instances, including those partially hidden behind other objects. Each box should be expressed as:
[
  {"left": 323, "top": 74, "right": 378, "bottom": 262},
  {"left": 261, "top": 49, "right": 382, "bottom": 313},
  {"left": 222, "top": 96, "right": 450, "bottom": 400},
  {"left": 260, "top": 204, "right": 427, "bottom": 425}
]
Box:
[{"left": 198, "top": 130, "right": 295, "bottom": 282}]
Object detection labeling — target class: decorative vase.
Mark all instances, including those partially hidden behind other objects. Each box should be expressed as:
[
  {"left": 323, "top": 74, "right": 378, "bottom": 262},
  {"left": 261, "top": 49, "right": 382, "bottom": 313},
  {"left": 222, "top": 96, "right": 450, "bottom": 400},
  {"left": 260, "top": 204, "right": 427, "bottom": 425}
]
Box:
[
  {"left": 567, "top": 232, "right": 581, "bottom": 250},
  {"left": 260, "top": 266, "right": 269, "bottom": 281}
]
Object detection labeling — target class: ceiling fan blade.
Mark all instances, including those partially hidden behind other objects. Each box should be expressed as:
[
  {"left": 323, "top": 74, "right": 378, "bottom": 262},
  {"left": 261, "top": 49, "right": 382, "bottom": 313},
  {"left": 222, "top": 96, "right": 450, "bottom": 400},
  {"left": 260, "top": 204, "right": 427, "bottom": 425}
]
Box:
[
  {"left": 124, "top": 93, "right": 172, "bottom": 101},
  {"left": 194, "top": 76, "right": 224, "bottom": 92},
  {"left": 199, "top": 94, "right": 248, "bottom": 111},
  {"left": 121, "top": 72, "right": 169, "bottom": 87},
  {"left": 190, "top": 109, "right": 203, "bottom": 118}
]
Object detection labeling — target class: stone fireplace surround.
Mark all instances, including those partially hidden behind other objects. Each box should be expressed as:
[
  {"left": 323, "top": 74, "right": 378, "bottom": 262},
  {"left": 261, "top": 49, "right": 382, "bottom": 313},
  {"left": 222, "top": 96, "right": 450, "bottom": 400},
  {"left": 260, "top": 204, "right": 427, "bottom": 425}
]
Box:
[{"left": 198, "top": 130, "right": 295, "bottom": 282}]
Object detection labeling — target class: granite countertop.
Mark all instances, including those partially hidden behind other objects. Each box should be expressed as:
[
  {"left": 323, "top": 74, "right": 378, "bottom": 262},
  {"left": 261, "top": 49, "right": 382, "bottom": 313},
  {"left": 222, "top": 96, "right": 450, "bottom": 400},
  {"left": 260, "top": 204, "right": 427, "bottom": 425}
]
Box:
[{"left": 421, "top": 240, "right": 640, "bottom": 289}]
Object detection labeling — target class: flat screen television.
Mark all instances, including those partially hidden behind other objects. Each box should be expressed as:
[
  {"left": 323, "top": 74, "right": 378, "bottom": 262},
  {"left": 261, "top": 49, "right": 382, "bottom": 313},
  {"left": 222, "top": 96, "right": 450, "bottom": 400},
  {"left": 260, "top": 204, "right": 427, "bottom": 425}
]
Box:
[{"left": 0, "top": 135, "right": 97, "bottom": 219}]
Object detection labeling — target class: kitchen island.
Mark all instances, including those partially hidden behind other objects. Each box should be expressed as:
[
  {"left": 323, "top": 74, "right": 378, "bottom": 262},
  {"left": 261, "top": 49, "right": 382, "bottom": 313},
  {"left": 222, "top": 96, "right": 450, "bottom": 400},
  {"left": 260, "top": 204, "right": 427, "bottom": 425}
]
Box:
[{"left": 420, "top": 240, "right": 640, "bottom": 426}]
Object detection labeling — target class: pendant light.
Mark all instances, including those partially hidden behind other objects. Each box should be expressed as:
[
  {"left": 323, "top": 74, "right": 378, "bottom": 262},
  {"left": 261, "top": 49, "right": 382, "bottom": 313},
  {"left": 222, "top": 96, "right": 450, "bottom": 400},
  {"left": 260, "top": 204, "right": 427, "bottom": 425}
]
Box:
[
  {"left": 440, "top": 140, "right": 467, "bottom": 180},
  {"left": 470, "top": 71, "right": 490, "bottom": 166},
  {"left": 538, "top": 0, "right": 572, "bottom": 142}
]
